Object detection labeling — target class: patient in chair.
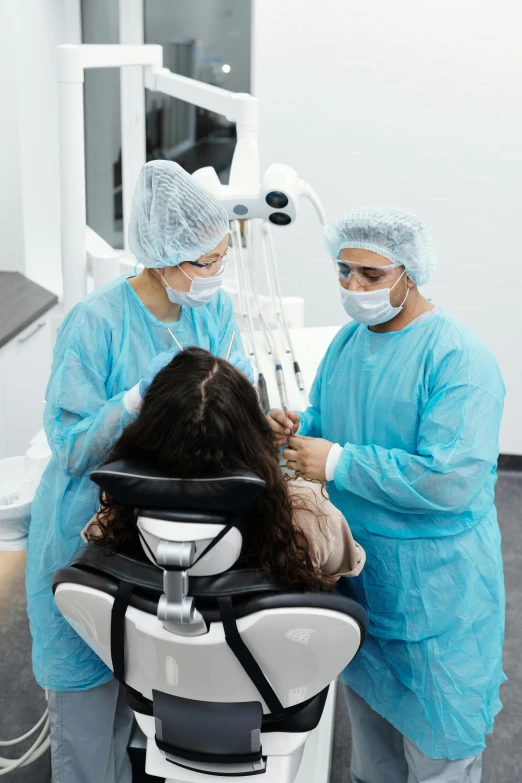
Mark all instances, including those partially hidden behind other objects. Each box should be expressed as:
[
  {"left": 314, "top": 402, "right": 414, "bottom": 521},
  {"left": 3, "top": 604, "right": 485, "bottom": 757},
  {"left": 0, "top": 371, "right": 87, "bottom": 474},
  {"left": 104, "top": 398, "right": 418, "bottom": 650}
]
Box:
[{"left": 83, "top": 347, "right": 364, "bottom": 591}]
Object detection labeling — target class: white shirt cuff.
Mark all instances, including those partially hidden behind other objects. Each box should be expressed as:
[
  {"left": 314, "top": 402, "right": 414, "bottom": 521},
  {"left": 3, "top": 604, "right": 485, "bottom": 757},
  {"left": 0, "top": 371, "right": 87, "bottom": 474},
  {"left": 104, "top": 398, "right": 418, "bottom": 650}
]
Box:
[
  {"left": 325, "top": 443, "right": 343, "bottom": 482},
  {"left": 123, "top": 383, "right": 143, "bottom": 415}
]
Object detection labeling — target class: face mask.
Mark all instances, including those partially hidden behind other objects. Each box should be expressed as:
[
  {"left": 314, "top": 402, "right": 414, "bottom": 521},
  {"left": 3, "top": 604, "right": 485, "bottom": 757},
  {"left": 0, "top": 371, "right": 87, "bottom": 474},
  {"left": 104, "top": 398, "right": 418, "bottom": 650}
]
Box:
[
  {"left": 340, "top": 270, "right": 408, "bottom": 326},
  {"left": 161, "top": 265, "right": 224, "bottom": 308}
]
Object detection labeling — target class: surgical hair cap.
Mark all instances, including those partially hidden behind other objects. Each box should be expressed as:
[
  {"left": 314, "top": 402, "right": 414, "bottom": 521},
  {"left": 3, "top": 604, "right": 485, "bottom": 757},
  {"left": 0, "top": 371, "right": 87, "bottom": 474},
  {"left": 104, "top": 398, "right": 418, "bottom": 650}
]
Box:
[
  {"left": 325, "top": 206, "right": 437, "bottom": 286},
  {"left": 129, "top": 160, "right": 230, "bottom": 268}
]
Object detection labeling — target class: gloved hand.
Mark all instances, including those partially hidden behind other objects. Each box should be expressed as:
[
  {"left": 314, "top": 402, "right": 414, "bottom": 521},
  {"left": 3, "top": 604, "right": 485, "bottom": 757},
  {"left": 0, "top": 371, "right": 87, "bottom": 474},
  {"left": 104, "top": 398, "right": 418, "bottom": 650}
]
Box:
[
  {"left": 228, "top": 351, "right": 255, "bottom": 384},
  {"left": 139, "top": 350, "right": 180, "bottom": 398}
]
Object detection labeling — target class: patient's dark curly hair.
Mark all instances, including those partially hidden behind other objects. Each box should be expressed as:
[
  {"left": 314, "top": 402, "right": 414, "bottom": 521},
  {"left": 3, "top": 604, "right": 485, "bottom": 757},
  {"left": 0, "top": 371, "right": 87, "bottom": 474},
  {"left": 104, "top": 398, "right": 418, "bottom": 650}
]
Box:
[{"left": 94, "top": 347, "right": 334, "bottom": 591}]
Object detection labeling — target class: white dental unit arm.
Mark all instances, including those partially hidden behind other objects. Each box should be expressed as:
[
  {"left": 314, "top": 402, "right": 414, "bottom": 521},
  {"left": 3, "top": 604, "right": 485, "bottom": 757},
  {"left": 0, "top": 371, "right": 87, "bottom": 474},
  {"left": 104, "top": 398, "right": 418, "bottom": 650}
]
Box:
[
  {"left": 56, "top": 43, "right": 326, "bottom": 415},
  {"left": 57, "top": 44, "right": 324, "bottom": 313},
  {"left": 148, "top": 68, "right": 325, "bottom": 226}
]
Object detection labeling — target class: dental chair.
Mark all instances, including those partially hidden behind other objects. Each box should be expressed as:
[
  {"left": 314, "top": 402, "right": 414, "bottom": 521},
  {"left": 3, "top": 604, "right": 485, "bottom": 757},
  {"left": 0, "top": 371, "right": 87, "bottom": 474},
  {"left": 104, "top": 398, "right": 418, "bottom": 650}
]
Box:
[{"left": 52, "top": 460, "right": 368, "bottom": 783}]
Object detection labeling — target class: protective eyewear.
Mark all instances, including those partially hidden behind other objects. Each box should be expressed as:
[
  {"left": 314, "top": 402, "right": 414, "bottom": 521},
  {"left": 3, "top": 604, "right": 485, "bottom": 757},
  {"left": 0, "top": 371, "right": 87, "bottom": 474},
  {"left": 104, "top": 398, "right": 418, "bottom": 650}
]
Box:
[
  {"left": 334, "top": 259, "right": 402, "bottom": 287},
  {"left": 185, "top": 249, "right": 231, "bottom": 278}
]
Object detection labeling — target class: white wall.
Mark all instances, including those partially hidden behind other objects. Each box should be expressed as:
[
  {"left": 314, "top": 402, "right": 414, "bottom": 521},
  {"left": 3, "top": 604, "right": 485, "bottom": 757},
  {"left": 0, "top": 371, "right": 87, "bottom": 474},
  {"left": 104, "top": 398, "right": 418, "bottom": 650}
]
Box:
[
  {"left": 0, "top": 4, "right": 27, "bottom": 272},
  {"left": 0, "top": 1, "right": 81, "bottom": 293},
  {"left": 252, "top": 0, "right": 522, "bottom": 455}
]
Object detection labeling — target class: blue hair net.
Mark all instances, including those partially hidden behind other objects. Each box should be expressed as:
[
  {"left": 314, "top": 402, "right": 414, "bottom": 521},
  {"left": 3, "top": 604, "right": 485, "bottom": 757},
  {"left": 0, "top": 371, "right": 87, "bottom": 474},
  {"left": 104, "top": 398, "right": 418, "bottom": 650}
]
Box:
[
  {"left": 129, "top": 160, "right": 230, "bottom": 268},
  {"left": 325, "top": 206, "right": 437, "bottom": 286}
]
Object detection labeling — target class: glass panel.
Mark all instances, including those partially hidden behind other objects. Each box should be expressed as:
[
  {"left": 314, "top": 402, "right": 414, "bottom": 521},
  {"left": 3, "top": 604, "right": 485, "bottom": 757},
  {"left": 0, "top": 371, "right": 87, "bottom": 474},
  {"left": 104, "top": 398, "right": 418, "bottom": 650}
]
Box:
[
  {"left": 145, "top": 0, "right": 251, "bottom": 184},
  {"left": 81, "top": 0, "right": 122, "bottom": 247},
  {"left": 80, "top": 0, "right": 251, "bottom": 246}
]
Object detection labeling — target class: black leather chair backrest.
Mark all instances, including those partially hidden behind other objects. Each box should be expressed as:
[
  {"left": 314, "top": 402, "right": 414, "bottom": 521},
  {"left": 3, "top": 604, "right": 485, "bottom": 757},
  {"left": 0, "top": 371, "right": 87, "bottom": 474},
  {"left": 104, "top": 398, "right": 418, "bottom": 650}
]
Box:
[
  {"left": 52, "top": 545, "right": 369, "bottom": 640},
  {"left": 90, "top": 459, "right": 266, "bottom": 514}
]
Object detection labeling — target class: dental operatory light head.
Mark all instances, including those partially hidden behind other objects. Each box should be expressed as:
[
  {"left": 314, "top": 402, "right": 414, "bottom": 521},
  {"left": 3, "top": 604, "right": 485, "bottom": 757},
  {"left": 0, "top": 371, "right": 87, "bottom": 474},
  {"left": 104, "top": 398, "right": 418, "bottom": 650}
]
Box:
[{"left": 192, "top": 163, "right": 325, "bottom": 227}]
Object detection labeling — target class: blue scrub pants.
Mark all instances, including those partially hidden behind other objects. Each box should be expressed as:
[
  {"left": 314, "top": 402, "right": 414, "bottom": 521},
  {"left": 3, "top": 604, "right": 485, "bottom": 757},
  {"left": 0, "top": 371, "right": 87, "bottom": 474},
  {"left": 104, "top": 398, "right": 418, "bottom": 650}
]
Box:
[
  {"left": 345, "top": 687, "right": 483, "bottom": 783},
  {"left": 47, "top": 678, "right": 133, "bottom": 783}
]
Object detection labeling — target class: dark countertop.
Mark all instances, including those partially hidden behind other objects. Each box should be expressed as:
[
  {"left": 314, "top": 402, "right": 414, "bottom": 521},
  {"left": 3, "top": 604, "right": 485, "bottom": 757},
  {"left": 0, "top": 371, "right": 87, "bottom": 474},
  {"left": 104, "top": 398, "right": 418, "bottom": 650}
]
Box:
[{"left": 0, "top": 272, "right": 58, "bottom": 349}]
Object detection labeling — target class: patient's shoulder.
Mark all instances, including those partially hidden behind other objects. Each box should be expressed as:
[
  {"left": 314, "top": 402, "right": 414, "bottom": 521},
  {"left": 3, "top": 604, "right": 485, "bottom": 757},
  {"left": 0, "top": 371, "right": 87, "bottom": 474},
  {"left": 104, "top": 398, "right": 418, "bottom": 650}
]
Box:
[
  {"left": 286, "top": 477, "right": 365, "bottom": 579},
  {"left": 286, "top": 478, "right": 344, "bottom": 539},
  {"left": 287, "top": 478, "right": 337, "bottom": 515}
]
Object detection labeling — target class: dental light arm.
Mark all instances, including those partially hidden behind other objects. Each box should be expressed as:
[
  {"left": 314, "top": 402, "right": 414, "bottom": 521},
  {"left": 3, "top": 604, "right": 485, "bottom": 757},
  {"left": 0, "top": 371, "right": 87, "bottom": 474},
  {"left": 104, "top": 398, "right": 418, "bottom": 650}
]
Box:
[
  {"left": 57, "top": 43, "right": 260, "bottom": 313},
  {"left": 300, "top": 181, "right": 326, "bottom": 226},
  {"left": 144, "top": 68, "right": 260, "bottom": 191}
]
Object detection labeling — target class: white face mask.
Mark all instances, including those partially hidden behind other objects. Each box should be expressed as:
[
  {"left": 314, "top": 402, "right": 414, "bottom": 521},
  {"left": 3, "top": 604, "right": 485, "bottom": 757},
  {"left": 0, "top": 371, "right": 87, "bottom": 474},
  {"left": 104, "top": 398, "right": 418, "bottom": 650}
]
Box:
[
  {"left": 340, "top": 270, "right": 408, "bottom": 326},
  {"left": 162, "top": 265, "right": 224, "bottom": 308}
]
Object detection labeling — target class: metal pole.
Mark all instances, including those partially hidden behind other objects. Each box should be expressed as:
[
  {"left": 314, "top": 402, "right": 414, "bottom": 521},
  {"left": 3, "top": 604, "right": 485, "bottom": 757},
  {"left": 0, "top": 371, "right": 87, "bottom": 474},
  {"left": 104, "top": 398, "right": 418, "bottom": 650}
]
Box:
[
  {"left": 57, "top": 79, "right": 87, "bottom": 312},
  {"left": 119, "top": 0, "right": 146, "bottom": 250}
]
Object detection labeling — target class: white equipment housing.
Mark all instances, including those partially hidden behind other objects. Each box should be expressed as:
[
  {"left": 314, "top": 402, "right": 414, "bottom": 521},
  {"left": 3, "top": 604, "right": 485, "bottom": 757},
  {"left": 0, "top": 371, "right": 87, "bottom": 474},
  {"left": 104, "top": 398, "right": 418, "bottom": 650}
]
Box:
[{"left": 53, "top": 461, "right": 367, "bottom": 783}]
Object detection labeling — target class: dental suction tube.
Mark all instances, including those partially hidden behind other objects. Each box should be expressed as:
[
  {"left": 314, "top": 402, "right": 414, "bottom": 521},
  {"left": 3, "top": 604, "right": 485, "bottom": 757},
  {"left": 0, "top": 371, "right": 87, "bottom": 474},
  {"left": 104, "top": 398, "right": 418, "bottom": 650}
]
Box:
[
  {"left": 244, "top": 221, "right": 289, "bottom": 413},
  {"left": 261, "top": 222, "right": 305, "bottom": 392},
  {"left": 230, "top": 221, "right": 270, "bottom": 414}
]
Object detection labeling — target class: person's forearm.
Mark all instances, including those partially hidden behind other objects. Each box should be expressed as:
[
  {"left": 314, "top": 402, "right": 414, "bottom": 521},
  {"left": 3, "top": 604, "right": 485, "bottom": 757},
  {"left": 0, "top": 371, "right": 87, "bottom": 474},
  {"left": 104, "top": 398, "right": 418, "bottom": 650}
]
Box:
[{"left": 333, "top": 442, "right": 494, "bottom": 514}]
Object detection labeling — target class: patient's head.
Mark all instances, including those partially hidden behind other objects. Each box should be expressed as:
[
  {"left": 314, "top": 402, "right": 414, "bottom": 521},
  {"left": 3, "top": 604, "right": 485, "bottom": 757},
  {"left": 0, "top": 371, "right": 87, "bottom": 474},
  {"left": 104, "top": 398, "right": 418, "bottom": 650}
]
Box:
[
  {"left": 114, "top": 346, "right": 276, "bottom": 479},
  {"left": 97, "top": 347, "right": 332, "bottom": 591}
]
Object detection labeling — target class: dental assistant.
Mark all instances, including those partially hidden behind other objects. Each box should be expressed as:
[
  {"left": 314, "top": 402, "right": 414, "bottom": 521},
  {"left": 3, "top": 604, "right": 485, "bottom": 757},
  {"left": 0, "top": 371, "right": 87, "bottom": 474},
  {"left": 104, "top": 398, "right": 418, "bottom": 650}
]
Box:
[
  {"left": 26, "top": 160, "right": 251, "bottom": 783},
  {"left": 269, "top": 207, "right": 505, "bottom": 783}
]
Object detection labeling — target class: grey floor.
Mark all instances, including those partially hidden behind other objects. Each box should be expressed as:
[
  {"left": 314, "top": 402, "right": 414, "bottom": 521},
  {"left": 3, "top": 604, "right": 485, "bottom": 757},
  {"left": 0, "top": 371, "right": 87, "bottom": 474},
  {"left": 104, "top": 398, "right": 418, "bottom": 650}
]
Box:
[
  {"left": 331, "top": 471, "right": 522, "bottom": 783},
  {"left": 0, "top": 471, "right": 520, "bottom": 783}
]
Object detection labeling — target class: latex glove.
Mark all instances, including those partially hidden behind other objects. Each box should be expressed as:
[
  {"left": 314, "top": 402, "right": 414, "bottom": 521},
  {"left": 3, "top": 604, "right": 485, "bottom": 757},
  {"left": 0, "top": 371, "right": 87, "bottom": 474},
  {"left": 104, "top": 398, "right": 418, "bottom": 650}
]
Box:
[
  {"left": 228, "top": 350, "right": 255, "bottom": 384},
  {"left": 283, "top": 434, "right": 334, "bottom": 482},
  {"left": 267, "top": 408, "right": 300, "bottom": 447},
  {"left": 139, "top": 350, "right": 180, "bottom": 398}
]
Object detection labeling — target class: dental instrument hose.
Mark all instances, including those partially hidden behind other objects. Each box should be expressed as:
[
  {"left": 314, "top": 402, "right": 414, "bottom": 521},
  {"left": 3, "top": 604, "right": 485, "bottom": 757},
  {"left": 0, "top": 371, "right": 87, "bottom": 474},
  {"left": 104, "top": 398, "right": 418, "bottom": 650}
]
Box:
[
  {"left": 0, "top": 709, "right": 50, "bottom": 776},
  {"left": 231, "top": 221, "right": 270, "bottom": 414},
  {"left": 262, "top": 223, "right": 305, "bottom": 392},
  {"left": 244, "top": 221, "right": 288, "bottom": 413}
]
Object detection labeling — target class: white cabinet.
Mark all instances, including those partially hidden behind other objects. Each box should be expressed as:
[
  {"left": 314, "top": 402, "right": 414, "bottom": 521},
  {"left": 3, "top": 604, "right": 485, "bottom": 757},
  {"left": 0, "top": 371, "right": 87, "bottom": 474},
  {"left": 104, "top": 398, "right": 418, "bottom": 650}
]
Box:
[{"left": 0, "top": 315, "right": 53, "bottom": 458}]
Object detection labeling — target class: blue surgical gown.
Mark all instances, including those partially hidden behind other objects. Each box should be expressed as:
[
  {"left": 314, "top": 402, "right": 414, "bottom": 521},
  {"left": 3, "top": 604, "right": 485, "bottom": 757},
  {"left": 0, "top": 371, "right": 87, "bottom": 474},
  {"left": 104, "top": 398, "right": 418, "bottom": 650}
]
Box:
[
  {"left": 300, "top": 310, "right": 506, "bottom": 760},
  {"left": 26, "top": 276, "right": 245, "bottom": 691}
]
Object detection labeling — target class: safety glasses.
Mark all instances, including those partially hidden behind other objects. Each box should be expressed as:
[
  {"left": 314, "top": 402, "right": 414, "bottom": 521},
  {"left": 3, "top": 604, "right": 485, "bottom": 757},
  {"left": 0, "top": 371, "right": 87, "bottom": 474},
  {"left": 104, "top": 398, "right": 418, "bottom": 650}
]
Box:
[
  {"left": 334, "top": 259, "right": 402, "bottom": 287},
  {"left": 184, "top": 249, "right": 231, "bottom": 278}
]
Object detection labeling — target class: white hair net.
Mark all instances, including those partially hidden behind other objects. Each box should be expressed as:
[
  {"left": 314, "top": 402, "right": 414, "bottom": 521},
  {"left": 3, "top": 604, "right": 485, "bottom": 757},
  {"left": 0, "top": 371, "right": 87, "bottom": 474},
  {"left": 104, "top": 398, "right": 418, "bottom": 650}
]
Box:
[
  {"left": 129, "top": 160, "right": 230, "bottom": 268},
  {"left": 325, "top": 206, "right": 437, "bottom": 286}
]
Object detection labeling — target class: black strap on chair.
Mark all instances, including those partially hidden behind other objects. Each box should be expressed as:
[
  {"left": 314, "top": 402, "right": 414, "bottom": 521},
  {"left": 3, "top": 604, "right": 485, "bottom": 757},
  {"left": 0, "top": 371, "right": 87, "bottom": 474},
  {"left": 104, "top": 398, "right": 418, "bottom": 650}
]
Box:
[
  {"left": 111, "top": 581, "right": 134, "bottom": 683},
  {"left": 218, "top": 596, "right": 285, "bottom": 718}
]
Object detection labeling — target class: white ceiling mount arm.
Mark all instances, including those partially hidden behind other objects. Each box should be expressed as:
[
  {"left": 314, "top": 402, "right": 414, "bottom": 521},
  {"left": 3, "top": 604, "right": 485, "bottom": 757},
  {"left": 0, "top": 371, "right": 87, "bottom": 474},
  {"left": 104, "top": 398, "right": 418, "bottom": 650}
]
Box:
[
  {"left": 145, "top": 68, "right": 260, "bottom": 190},
  {"left": 56, "top": 44, "right": 162, "bottom": 313},
  {"left": 300, "top": 181, "right": 326, "bottom": 226},
  {"left": 229, "top": 94, "right": 260, "bottom": 191},
  {"left": 57, "top": 44, "right": 163, "bottom": 83},
  {"left": 119, "top": 0, "right": 147, "bottom": 251}
]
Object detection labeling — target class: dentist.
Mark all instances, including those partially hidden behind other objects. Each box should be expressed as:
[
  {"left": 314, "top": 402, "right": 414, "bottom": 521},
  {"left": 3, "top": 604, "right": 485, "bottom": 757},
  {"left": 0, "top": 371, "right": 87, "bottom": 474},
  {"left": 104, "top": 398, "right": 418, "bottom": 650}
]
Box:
[
  {"left": 268, "top": 206, "right": 505, "bottom": 783},
  {"left": 26, "top": 160, "right": 251, "bottom": 783}
]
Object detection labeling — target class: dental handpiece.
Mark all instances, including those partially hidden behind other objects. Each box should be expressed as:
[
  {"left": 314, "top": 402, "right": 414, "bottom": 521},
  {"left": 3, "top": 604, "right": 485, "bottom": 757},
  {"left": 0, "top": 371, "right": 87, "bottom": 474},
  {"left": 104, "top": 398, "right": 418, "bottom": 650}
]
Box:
[
  {"left": 257, "top": 373, "right": 270, "bottom": 415},
  {"left": 225, "top": 331, "right": 236, "bottom": 361},
  {"left": 276, "top": 363, "right": 289, "bottom": 417},
  {"left": 168, "top": 329, "right": 184, "bottom": 353}
]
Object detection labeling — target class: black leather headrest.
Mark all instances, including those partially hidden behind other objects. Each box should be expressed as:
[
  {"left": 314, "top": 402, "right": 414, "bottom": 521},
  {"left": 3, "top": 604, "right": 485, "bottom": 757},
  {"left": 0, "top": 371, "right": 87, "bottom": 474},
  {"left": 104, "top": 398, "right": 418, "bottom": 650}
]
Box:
[{"left": 90, "top": 459, "right": 266, "bottom": 513}]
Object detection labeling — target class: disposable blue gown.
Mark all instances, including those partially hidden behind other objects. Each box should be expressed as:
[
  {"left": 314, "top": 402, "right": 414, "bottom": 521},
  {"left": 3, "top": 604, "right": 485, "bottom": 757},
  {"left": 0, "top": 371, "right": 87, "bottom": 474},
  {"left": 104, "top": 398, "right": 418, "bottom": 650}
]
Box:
[
  {"left": 26, "top": 276, "right": 245, "bottom": 691},
  {"left": 299, "top": 310, "right": 506, "bottom": 760}
]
